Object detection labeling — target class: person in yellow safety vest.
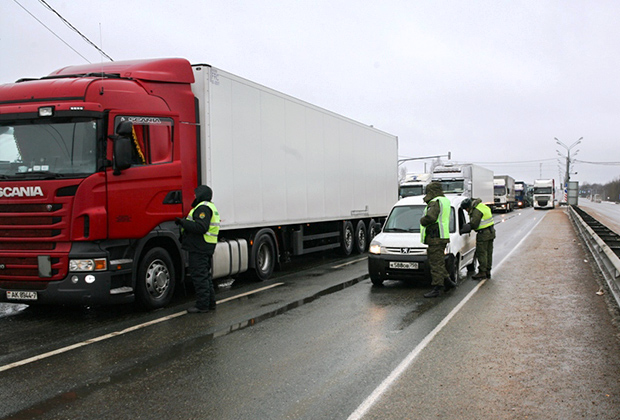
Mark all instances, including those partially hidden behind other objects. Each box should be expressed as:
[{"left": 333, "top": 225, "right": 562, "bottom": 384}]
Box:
[
  {"left": 460, "top": 198, "right": 496, "bottom": 280},
  {"left": 175, "top": 185, "right": 220, "bottom": 313},
  {"left": 420, "top": 182, "right": 456, "bottom": 298}
]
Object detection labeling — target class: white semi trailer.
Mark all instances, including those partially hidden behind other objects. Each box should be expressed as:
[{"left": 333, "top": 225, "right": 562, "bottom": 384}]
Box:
[
  {"left": 431, "top": 163, "right": 494, "bottom": 205},
  {"left": 192, "top": 65, "right": 399, "bottom": 280}
]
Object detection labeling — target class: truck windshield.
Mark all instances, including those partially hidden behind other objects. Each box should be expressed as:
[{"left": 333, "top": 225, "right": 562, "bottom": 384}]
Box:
[
  {"left": 399, "top": 185, "right": 424, "bottom": 197},
  {"left": 494, "top": 186, "right": 506, "bottom": 196},
  {"left": 384, "top": 205, "right": 425, "bottom": 232},
  {"left": 438, "top": 180, "right": 464, "bottom": 194},
  {"left": 0, "top": 119, "right": 98, "bottom": 178},
  {"left": 534, "top": 187, "right": 552, "bottom": 194}
]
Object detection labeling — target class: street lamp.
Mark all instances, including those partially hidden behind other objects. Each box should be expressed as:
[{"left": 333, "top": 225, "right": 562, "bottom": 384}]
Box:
[{"left": 554, "top": 137, "right": 583, "bottom": 185}]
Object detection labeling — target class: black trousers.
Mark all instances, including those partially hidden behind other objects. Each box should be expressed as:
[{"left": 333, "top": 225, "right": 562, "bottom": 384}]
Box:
[{"left": 188, "top": 251, "right": 216, "bottom": 309}]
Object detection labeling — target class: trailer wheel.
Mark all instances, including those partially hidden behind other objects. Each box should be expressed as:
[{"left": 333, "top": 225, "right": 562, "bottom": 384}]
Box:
[
  {"left": 340, "top": 221, "right": 354, "bottom": 256},
  {"left": 136, "top": 247, "right": 175, "bottom": 310},
  {"left": 353, "top": 220, "right": 367, "bottom": 254},
  {"left": 368, "top": 219, "right": 379, "bottom": 243},
  {"left": 252, "top": 232, "right": 276, "bottom": 281}
]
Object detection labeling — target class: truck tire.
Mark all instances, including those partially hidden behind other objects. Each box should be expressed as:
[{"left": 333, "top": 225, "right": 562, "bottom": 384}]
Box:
[
  {"left": 340, "top": 221, "right": 354, "bottom": 256},
  {"left": 353, "top": 220, "right": 367, "bottom": 254},
  {"left": 251, "top": 232, "right": 276, "bottom": 281},
  {"left": 368, "top": 219, "right": 379, "bottom": 243},
  {"left": 136, "top": 247, "right": 175, "bottom": 310}
]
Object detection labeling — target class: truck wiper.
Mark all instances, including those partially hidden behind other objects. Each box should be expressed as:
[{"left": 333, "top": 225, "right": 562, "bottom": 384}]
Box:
[{"left": 12, "top": 171, "right": 67, "bottom": 179}]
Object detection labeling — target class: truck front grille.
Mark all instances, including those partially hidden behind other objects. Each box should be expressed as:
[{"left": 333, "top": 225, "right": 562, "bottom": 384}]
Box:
[{"left": 0, "top": 202, "right": 69, "bottom": 281}]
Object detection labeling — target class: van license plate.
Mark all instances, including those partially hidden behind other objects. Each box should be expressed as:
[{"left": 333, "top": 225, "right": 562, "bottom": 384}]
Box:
[
  {"left": 389, "top": 262, "right": 418, "bottom": 270},
  {"left": 6, "top": 291, "right": 38, "bottom": 301}
]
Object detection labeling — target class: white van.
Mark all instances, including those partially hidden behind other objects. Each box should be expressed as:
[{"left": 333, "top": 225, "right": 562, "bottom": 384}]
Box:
[{"left": 368, "top": 195, "right": 477, "bottom": 286}]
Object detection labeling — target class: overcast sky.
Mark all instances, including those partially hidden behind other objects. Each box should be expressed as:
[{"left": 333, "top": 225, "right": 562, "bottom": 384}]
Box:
[{"left": 2, "top": 0, "right": 619, "bottom": 186}]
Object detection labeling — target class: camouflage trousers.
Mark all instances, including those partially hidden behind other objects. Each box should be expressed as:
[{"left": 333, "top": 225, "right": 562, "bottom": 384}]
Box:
[
  {"left": 427, "top": 239, "right": 449, "bottom": 287},
  {"left": 475, "top": 238, "right": 494, "bottom": 274}
]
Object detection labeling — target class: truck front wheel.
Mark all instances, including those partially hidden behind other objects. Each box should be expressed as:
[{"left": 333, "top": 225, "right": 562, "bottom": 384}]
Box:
[{"left": 136, "top": 247, "right": 176, "bottom": 310}]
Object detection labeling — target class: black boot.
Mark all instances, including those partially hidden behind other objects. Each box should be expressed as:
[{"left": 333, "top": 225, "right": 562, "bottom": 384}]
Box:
[
  {"left": 424, "top": 286, "right": 442, "bottom": 298},
  {"left": 472, "top": 271, "right": 487, "bottom": 280},
  {"left": 444, "top": 277, "right": 456, "bottom": 291}
]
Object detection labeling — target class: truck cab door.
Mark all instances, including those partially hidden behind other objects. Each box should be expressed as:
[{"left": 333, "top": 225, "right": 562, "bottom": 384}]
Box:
[{"left": 106, "top": 114, "right": 183, "bottom": 239}]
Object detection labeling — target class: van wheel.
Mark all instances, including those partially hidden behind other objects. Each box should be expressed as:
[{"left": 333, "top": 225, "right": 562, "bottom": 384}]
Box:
[
  {"left": 136, "top": 247, "right": 175, "bottom": 310},
  {"left": 446, "top": 254, "right": 459, "bottom": 287},
  {"left": 340, "top": 221, "right": 354, "bottom": 256},
  {"left": 370, "top": 271, "right": 384, "bottom": 286},
  {"left": 353, "top": 220, "right": 367, "bottom": 254}
]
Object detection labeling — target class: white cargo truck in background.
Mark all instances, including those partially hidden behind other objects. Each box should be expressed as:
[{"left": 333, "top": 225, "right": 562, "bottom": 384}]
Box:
[
  {"left": 492, "top": 175, "right": 516, "bottom": 212},
  {"left": 192, "top": 65, "right": 399, "bottom": 280},
  {"left": 533, "top": 179, "right": 555, "bottom": 209},
  {"left": 399, "top": 173, "right": 431, "bottom": 198},
  {"left": 431, "top": 163, "right": 494, "bottom": 205}
]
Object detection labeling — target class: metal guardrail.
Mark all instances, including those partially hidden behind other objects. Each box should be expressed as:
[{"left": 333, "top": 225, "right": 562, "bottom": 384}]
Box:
[{"left": 568, "top": 205, "right": 620, "bottom": 308}]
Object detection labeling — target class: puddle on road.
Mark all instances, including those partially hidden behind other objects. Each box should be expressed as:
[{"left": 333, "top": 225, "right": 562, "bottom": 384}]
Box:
[{"left": 393, "top": 300, "right": 434, "bottom": 332}]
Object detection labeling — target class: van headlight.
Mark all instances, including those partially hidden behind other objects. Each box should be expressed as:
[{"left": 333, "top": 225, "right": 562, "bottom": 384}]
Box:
[{"left": 369, "top": 243, "right": 382, "bottom": 255}]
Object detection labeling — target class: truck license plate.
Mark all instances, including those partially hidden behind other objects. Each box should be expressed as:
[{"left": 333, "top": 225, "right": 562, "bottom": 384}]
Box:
[
  {"left": 389, "top": 261, "right": 418, "bottom": 270},
  {"left": 6, "top": 291, "right": 38, "bottom": 301}
]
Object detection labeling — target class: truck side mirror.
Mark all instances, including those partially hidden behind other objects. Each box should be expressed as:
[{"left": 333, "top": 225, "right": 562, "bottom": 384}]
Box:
[
  {"left": 116, "top": 120, "right": 133, "bottom": 136},
  {"left": 111, "top": 121, "right": 134, "bottom": 175}
]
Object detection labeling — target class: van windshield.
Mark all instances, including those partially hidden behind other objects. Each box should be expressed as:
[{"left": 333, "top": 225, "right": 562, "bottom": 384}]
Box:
[
  {"left": 384, "top": 203, "right": 457, "bottom": 233},
  {"left": 0, "top": 119, "right": 99, "bottom": 179},
  {"left": 384, "top": 205, "right": 425, "bottom": 232}
]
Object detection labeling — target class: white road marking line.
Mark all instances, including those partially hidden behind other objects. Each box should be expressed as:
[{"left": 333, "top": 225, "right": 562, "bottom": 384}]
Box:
[
  {"left": 347, "top": 212, "right": 547, "bottom": 420},
  {"left": 0, "top": 282, "right": 285, "bottom": 373},
  {"left": 333, "top": 256, "right": 367, "bottom": 268},
  {"left": 214, "top": 282, "right": 284, "bottom": 304}
]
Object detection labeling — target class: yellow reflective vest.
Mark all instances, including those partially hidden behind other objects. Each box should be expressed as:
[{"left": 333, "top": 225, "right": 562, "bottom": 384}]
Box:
[
  {"left": 186, "top": 201, "right": 220, "bottom": 244},
  {"left": 421, "top": 196, "right": 451, "bottom": 242},
  {"left": 474, "top": 202, "right": 494, "bottom": 230}
]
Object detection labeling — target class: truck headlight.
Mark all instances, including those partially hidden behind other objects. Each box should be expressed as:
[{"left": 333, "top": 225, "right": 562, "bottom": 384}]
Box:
[
  {"left": 69, "top": 258, "right": 107, "bottom": 272},
  {"left": 369, "top": 243, "right": 382, "bottom": 255}
]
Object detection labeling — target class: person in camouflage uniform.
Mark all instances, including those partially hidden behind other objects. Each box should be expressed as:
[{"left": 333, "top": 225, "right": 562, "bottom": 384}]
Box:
[
  {"left": 460, "top": 197, "right": 495, "bottom": 280},
  {"left": 420, "top": 182, "right": 454, "bottom": 298}
]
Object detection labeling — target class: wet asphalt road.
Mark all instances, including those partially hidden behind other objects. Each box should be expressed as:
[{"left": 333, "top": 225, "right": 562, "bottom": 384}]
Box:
[{"left": 1, "top": 207, "right": 619, "bottom": 419}]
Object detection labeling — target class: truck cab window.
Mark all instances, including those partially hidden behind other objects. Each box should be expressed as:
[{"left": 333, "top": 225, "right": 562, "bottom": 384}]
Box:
[
  {"left": 0, "top": 119, "right": 98, "bottom": 177},
  {"left": 116, "top": 117, "right": 173, "bottom": 165}
]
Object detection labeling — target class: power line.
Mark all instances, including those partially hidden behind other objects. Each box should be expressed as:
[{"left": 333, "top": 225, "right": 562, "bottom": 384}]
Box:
[
  {"left": 12, "top": 0, "right": 90, "bottom": 62},
  {"left": 38, "top": 0, "right": 113, "bottom": 61},
  {"left": 574, "top": 159, "right": 620, "bottom": 166},
  {"left": 473, "top": 158, "right": 558, "bottom": 165}
]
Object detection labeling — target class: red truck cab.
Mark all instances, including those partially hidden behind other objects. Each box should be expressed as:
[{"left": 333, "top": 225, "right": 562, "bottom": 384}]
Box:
[{"left": 0, "top": 58, "right": 198, "bottom": 309}]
